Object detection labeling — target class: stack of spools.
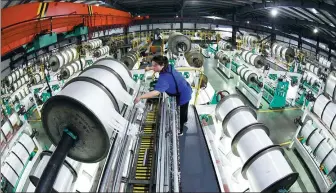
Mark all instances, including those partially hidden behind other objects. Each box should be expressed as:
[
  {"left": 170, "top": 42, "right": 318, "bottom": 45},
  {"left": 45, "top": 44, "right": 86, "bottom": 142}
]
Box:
[
  {"left": 41, "top": 57, "right": 135, "bottom": 162},
  {"left": 185, "top": 51, "right": 204, "bottom": 68},
  {"left": 236, "top": 66, "right": 259, "bottom": 85},
  {"left": 4, "top": 67, "right": 27, "bottom": 88},
  {"left": 29, "top": 148, "right": 81, "bottom": 192},
  {"left": 121, "top": 51, "right": 139, "bottom": 69},
  {"left": 300, "top": 72, "right": 336, "bottom": 176},
  {"left": 271, "top": 43, "right": 295, "bottom": 63},
  {"left": 215, "top": 50, "right": 231, "bottom": 64},
  {"left": 60, "top": 59, "right": 86, "bottom": 80},
  {"left": 318, "top": 56, "right": 332, "bottom": 69},
  {"left": 10, "top": 73, "right": 30, "bottom": 92},
  {"left": 242, "top": 35, "right": 259, "bottom": 47},
  {"left": 305, "top": 62, "right": 320, "bottom": 76},
  {"left": 302, "top": 71, "right": 320, "bottom": 86},
  {"left": 299, "top": 120, "right": 336, "bottom": 176},
  {"left": 1, "top": 133, "right": 36, "bottom": 188},
  {"left": 38, "top": 54, "right": 50, "bottom": 64},
  {"left": 35, "top": 57, "right": 136, "bottom": 190},
  {"left": 167, "top": 32, "right": 191, "bottom": 55},
  {"left": 241, "top": 50, "right": 266, "bottom": 68},
  {"left": 218, "top": 40, "right": 232, "bottom": 51},
  {"left": 48, "top": 47, "right": 78, "bottom": 72},
  {"left": 94, "top": 46, "right": 110, "bottom": 58},
  {"left": 84, "top": 39, "right": 102, "bottom": 50},
  {"left": 30, "top": 72, "right": 43, "bottom": 85},
  {"left": 215, "top": 95, "right": 298, "bottom": 192}
]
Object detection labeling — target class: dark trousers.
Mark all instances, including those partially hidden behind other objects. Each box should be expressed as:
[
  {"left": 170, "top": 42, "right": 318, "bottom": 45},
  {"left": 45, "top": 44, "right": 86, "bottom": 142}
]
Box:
[{"left": 179, "top": 102, "right": 189, "bottom": 133}]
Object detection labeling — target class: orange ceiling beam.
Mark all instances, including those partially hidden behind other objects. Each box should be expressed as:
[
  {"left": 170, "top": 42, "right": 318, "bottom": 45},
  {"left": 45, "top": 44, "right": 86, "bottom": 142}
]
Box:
[{"left": 1, "top": 2, "right": 133, "bottom": 56}]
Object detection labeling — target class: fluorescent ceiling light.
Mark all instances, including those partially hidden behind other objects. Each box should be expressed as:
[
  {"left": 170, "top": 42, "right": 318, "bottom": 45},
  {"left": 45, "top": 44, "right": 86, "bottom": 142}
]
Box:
[
  {"left": 204, "top": 16, "right": 222, "bottom": 20},
  {"left": 313, "top": 28, "right": 318, "bottom": 33},
  {"left": 271, "top": 9, "right": 278, "bottom": 17}
]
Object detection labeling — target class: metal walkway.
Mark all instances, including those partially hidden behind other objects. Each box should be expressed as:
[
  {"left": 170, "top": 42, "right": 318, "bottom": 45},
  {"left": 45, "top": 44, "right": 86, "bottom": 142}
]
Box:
[{"left": 179, "top": 106, "right": 220, "bottom": 192}]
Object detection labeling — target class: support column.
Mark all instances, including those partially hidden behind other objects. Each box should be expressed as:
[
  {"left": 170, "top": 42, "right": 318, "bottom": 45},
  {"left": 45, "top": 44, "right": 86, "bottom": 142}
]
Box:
[
  {"left": 123, "top": 26, "right": 128, "bottom": 45},
  {"left": 147, "top": 24, "right": 150, "bottom": 38},
  {"left": 140, "top": 25, "right": 142, "bottom": 39},
  {"left": 171, "top": 23, "right": 173, "bottom": 30},
  {"left": 271, "top": 23, "right": 276, "bottom": 43},
  {"left": 298, "top": 33, "right": 302, "bottom": 49},
  {"left": 316, "top": 38, "right": 320, "bottom": 57},
  {"left": 194, "top": 23, "right": 197, "bottom": 32},
  {"left": 328, "top": 45, "right": 332, "bottom": 60},
  {"left": 180, "top": 10, "right": 183, "bottom": 32},
  {"left": 232, "top": 13, "right": 237, "bottom": 49}
]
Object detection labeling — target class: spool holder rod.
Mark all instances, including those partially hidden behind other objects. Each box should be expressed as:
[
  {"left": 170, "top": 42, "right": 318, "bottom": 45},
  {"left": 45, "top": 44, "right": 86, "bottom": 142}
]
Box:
[{"left": 34, "top": 128, "right": 77, "bottom": 193}]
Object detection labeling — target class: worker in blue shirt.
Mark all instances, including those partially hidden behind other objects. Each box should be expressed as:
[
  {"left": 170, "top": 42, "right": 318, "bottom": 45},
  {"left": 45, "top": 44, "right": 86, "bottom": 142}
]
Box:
[{"left": 134, "top": 55, "right": 192, "bottom": 136}]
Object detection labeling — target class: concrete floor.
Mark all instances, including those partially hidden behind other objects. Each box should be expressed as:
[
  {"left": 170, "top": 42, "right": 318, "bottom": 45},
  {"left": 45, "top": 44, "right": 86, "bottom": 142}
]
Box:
[
  {"left": 179, "top": 106, "right": 220, "bottom": 192},
  {"left": 202, "top": 57, "right": 317, "bottom": 192}
]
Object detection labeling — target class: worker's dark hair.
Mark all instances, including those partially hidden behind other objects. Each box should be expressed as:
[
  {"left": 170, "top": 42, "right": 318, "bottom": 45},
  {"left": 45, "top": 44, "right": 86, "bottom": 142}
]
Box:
[{"left": 152, "top": 55, "right": 169, "bottom": 72}]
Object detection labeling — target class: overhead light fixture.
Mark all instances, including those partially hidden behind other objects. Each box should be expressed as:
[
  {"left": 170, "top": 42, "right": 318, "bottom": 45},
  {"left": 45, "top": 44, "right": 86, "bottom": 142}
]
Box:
[
  {"left": 176, "top": 15, "right": 179, "bottom": 18},
  {"left": 138, "top": 15, "right": 140, "bottom": 17},
  {"left": 271, "top": 8, "right": 278, "bottom": 17},
  {"left": 313, "top": 28, "right": 318, "bottom": 33},
  {"left": 247, "top": 21, "right": 250, "bottom": 24},
  {"left": 312, "top": 8, "right": 318, "bottom": 14}
]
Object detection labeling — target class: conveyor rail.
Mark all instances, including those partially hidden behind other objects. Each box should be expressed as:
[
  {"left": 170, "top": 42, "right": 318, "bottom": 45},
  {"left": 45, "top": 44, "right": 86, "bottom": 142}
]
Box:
[{"left": 128, "top": 102, "right": 159, "bottom": 193}]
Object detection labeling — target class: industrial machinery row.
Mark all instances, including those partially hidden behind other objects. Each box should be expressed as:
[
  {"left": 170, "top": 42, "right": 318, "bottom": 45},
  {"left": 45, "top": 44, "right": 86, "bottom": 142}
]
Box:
[{"left": 1, "top": 28, "right": 336, "bottom": 193}]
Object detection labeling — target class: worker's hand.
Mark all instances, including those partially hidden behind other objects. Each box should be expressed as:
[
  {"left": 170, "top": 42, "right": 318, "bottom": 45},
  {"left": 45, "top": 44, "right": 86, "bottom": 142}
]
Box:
[
  {"left": 145, "top": 67, "right": 152, "bottom": 71},
  {"left": 134, "top": 97, "right": 141, "bottom": 104}
]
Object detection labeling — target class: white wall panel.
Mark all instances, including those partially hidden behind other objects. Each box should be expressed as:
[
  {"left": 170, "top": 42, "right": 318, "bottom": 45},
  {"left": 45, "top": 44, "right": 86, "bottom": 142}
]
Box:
[
  {"left": 196, "top": 23, "right": 210, "bottom": 29},
  {"left": 1, "top": 59, "right": 11, "bottom": 80},
  {"left": 183, "top": 23, "right": 195, "bottom": 29},
  {"left": 129, "top": 25, "right": 140, "bottom": 32},
  {"left": 172, "top": 23, "right": 180, "bottom": 29}
]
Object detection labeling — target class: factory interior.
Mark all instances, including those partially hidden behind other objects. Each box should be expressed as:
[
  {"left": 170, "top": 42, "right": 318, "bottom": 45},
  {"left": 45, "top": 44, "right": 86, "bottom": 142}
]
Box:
[{"left": 1, "top": 0, "right": 336, "bottom": 192}]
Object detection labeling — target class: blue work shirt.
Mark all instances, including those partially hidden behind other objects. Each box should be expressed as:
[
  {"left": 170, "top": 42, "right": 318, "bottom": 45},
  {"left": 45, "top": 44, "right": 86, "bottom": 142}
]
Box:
[{"left": 154, "top": 65, "right": 192, "bottom": 106}]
